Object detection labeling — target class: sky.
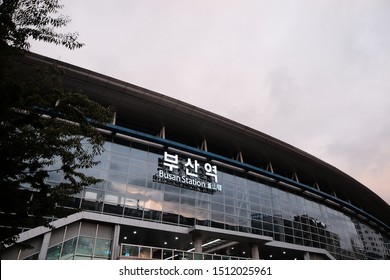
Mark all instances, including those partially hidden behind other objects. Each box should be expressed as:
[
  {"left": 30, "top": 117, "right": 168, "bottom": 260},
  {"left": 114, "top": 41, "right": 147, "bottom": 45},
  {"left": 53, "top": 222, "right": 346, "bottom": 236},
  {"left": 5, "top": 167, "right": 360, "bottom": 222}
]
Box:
[{"left": 30, "top": 0, "right": 390, "bottom": 205}]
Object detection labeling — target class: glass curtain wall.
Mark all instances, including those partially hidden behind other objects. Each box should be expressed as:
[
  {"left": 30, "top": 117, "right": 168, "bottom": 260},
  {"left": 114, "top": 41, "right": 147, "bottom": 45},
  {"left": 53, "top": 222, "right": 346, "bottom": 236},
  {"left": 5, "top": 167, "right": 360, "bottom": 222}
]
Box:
[{"left": 47, "top": 136, "right": 389, "bottom": 260}]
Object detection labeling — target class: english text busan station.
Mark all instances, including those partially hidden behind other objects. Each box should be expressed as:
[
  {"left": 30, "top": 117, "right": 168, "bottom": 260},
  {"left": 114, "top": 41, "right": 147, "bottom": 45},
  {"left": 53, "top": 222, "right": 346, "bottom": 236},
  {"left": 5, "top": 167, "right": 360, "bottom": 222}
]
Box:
[{"left": 2, "top": 53, "right": 390, "bottom": 260}]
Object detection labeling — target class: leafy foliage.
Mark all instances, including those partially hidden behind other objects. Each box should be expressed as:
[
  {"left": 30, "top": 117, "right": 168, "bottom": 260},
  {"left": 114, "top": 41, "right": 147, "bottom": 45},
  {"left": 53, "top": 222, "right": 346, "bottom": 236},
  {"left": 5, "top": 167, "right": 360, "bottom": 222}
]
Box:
[
  {"left": 0, "top": 0, "right": 112, "bottom": 253},
  {"left": 0, "top": 0, "right": 84, "bottom": 50}
]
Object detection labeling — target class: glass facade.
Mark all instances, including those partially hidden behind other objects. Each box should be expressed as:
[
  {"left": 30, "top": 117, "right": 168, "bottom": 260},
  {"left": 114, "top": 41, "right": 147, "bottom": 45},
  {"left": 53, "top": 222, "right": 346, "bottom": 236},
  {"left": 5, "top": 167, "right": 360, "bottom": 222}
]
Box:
[
  {"left": 46, "top": 236, "right": 111, "bottom": 260},
  {"left": 45, "top": 221, "right": 112, "bottom": 260},
  {"left": 45, "top": 135, "right": 390, "bottom": 260}
]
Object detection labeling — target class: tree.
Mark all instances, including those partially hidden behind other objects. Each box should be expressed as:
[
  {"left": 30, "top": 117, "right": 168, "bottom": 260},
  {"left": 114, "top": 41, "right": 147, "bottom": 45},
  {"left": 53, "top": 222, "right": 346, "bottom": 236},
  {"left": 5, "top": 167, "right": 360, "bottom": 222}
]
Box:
[{"left": 0, "top": 0, "right": 113, "bottom": 254}]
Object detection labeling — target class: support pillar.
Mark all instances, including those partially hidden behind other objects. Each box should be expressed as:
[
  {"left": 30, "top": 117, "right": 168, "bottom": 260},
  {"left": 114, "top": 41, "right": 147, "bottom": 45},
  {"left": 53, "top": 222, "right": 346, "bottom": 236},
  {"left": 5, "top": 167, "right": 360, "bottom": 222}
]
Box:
[
  {"left": 251, "top": 243, "right": 260, "bottom": 259},
  {"left": 193, "top": 232, "right": 202, "bottom": 253},
  {"left": 38, "top": 231, "right": 52, "bottom": 260},
  {"left": 112, "top": 224, "right": 121, "bottom": 259}
]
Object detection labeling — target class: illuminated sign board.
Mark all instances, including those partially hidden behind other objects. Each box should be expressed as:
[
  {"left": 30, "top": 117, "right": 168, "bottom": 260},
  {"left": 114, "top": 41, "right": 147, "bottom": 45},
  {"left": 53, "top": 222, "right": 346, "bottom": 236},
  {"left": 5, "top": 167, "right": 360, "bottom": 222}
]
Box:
[{"left": 153, "top": 151, "right": 222, "bottom": 194}]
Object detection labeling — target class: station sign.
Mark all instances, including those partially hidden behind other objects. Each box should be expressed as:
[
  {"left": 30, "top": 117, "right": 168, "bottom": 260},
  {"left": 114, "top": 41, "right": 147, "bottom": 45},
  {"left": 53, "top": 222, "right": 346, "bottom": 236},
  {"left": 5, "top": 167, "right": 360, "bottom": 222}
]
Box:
[{"left": 153, "top": 151, "right": 222, "bottom": 194}]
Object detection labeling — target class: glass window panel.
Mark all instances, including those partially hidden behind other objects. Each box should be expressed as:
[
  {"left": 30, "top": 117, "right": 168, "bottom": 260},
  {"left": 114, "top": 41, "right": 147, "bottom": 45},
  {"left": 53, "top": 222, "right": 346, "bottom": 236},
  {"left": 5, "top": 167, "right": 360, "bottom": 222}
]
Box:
[
  {"left": 94, "top": 239, "right": 111, "bottom": 258},
  {"left": 129, "top": 166, "right": 147, "bottom": 177},
  {"left": 104, "top": 193, "right": 120, "bottom": 204},
  {"left": 144, "top": 194, "right": 163, "bottom": 211},
  {"left": 111, "top": 154, "right": 129, "bottom": 164},
  {"left": 145, "top": 190, "right": 164, "bottom": 202},
  {"left": 102, "top": 141, "right": 112, "bottom": 151},
  {"left": 46, "top": 244, "right": 62, "bottom": 260},
  {"left": 89, "top": 179, "right": 106, "bottom": 190},
  {"left": 111, "top": 141, "right": 130, "bottom": 155},
  {"left": 76, "top": 236, "right": 94, "bottom": 256},
  {"left": 139, "top": 247, "right": 151, "bottom": 259},
  {"left": 122, "top": 245, "right": 139, "bottom": 257},
  {"left": 236, "top": 189, "right": 247, "bottom": 200},
  {"left": 164, "top": 193, "right": 180, "bottom": 203},
  {"left": 107, "top": 173, "right": 127, "bottom": 192},
  {"left": 211, "top": 203, "right": 224, "bottom": 213},
  {"left": 262, "top": 207, "right": 272, "bottom": 215},
  {"left": 224, "top": 188, "right": 235, "bottom": 198},
  {"left": 148, "top": 148, "right": 161, "bottom": 162},
  {"left": 127, "top": 177, "right": 146, "bottom": 187},
  {"left": 60, "top": 238, "right": 77, "bottom": 259},
  {"left": 224, "top": 197, "right": 235, "bottom": 206},
  {"left": 124, "top": 207, "right": 143, "bottom": 218},
  {"left": 163, "top": 202, "right": 179, "bottom": 214},
  {"left": 211, "top": 212, "right": 225, "bottom": 223},
  {"left": 196, "top": 199, "right": 209, "bottom": 210},
  {"left": 225, "top": 205, "right": 236, "bottom": 215},
  {"left": 146, "top": 180, "right": 163, "bottom": 190},
  {"left": 181, "top": 196, "right": 195, "bottom": 207},
  {"left": 147, "top": 163, "right": 159, "bottom": 177},
  {"left": 109, "top": 161, "right": 129, "bottom": 173},
  {"left": 143, "top": 210, "right": 161, "bottom": 221},
  {"left": 162, "top": 212, "right": 178, "bottom": 224},
  {"left": 130, "top": 147, "right": 148, "bottom": 160},
  {"left": 225, "top": 215, "right": 238, "bottom": 226},
  {"left": 172, "top": 250, "right": 182, "bottom": 260},
  {"left": 152, "top": 248, "right": 163, "bottom": 259},
  {"left": 164, "top": 184, "right": 181, "bottom": 194},
  {"left": 237, "top": 200, "right": 248, "bottom": 210},
  {"left": 210, "top": 194, "right": 224, "bottom": 204},
  {"left": 237, "top": 208, "right": 249, "bottom": 218},
  {"left": 163, "top": 249, "right": 173, "bottom": 260},
  {"left": 124, "top": 197, "right": 144, "bottom": 209},
  {"left": 95, "top": 154, "right": 110, "bottom": 169},
  {"left": 196, "top": 209, "right": 210, "bottom": 221},
  {"left": 179, "top": 215, "right": 195, "bottom": 226},
  {"left": 84, "top": 189, "right": 104, "bottom": 201},
  {"left": 84, "top": 191, "right": 97, "bottom": 200},
  {"left": 81, "top": 200, "right": 103, "bottom": 212},
  {"left": 180, "top": 206, "right": 195, "bottom": 218},
  {"left": 222, "top": 173, "right": 234, "bottom": 182},
  {"left": 103, "top": 203, "right": 123, "bottom": 215},
  {"left": 249, "top": 203, "right": 261, "bottom": 212},
  {"left": 183, "top": 252, "right": 194, "bottom": 260}
]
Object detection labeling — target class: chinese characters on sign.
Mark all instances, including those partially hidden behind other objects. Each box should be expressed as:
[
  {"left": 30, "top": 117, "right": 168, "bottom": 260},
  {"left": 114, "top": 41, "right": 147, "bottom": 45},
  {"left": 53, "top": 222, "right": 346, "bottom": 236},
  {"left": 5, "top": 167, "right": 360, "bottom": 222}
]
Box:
[{"left": 153, "top": 151, "right": 222, "bottom": 194}]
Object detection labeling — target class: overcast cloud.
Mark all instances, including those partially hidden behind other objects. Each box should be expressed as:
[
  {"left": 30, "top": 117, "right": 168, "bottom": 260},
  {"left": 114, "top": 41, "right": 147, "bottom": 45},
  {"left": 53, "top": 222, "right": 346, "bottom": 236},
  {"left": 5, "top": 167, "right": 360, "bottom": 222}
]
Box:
[{"left": 30, "top": 0, "right": 390, "bottom": 205}]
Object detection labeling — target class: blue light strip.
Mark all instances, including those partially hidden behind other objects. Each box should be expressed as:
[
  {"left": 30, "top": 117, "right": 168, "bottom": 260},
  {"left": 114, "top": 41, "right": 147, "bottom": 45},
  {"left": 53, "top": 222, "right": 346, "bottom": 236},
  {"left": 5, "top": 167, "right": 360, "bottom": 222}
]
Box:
[{"left": 104, "top": 123, "right": 389, "bottom": 232}]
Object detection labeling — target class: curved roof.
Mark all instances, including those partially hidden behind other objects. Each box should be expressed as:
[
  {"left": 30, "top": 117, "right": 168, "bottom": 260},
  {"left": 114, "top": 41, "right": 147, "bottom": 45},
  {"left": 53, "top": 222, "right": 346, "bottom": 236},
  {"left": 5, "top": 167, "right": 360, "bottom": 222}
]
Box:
[{"left": 19, "top": 52, "right": 390, "bottom": 232}]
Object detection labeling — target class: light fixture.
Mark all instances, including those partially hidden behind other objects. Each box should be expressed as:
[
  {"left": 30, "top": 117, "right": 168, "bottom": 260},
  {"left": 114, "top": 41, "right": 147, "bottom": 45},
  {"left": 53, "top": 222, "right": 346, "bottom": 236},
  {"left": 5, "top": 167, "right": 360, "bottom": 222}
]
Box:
[
  {"left": 164, "top": 242, "right": 167, "bottom": 245},
  {"left": 270, "top": 255, "right": 272, "bottom": 258},
  {"left": 187, "top": 239, "right": 221, "bottom": 252},
  {"left": 283, "top": 251, "right": 286, "bottom": 254},
  {"left": 133, "top": 231, "right": 137, "bottom": 234},
  {"left": 175, "top": 236, "right": 178, "bottom": 240},
  {"left": 123, "top": 236, "right": 127, "bottom": 240},
  {"left": 202, "top": 239, "right": 221, "bottom": 247}
]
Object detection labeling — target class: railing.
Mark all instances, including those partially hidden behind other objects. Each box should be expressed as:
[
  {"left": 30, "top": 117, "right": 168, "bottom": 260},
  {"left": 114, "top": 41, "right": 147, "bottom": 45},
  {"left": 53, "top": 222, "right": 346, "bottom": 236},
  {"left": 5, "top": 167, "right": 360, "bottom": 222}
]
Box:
[{"left": 119, "top": 243, "right": 248, "bottom": 260}]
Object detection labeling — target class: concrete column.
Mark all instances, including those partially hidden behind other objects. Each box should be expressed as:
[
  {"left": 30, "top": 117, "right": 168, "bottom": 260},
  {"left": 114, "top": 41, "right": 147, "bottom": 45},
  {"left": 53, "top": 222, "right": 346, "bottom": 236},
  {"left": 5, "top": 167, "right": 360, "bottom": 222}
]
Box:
[
  {"left": 38, "top": 231, "right": 52, "bottom": 260},
  {"left": 251, "top": 243, "right": 259, "bottom": 259},
  {"left": 193, "top": 233, "right": 202, "bottom": 253},
  {"left": 112, "top": 224, "right": 121, "bottom": 259}
]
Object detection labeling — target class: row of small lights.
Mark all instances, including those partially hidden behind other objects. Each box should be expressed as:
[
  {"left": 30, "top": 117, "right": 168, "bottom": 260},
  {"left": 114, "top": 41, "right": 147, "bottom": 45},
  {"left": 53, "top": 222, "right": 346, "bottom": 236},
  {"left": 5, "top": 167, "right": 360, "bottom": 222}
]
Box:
[
  {"left": 124, "top": 232, "right": 295, "bottom": 259},
  {"left": 123, "top": 230, "right": 138, "bottom": 240},
  {"left": 164, "top": 236, "right": 180, "bottom": 245}
]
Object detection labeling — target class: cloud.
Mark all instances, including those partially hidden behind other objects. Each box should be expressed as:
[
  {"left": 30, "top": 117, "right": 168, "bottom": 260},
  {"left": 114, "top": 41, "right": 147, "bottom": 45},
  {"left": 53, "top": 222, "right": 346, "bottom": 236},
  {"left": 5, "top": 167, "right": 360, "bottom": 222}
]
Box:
[{"left": 30, "top": 0, "right": 390, "bottom": 204}]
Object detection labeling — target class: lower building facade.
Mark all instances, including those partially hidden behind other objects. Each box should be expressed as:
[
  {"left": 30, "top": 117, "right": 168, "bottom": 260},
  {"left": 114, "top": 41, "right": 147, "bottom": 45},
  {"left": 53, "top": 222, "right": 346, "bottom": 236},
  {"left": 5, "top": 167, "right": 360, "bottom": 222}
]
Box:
[{"left": 2, "top": 131, "right": 389, "bottom": 260}]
